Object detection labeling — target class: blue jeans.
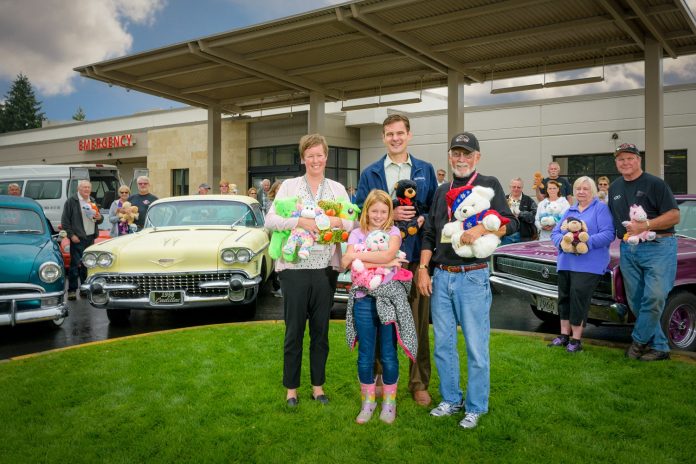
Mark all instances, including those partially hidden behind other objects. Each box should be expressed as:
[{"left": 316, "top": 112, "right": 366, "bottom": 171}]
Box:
[
  {"left": 353, "top": 296, "right": 399, "bottom": 385},
  {"left": 620, "top": 237, "right": 677, "bottom": 352},
  {"left": 68, "top": 238, "right": 93, "bottom": 292},
  {"left": 500, "top": 232, "right": 520, "bottom": 245},
  {"left": 431, "top": 267, "right": 491, "bottom": 414}
]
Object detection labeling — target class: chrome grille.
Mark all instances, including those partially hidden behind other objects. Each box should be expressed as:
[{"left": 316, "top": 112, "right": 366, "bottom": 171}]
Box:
[
  {"left": 106, "top": 271, "right": 236, "bottom": 298},
  {"left": 493, "top": 256, "right": 612, "bottom": 297}
]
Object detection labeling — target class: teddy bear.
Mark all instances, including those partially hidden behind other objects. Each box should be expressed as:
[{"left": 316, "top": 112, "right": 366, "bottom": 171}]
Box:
[
  {"left": 282, "top": 199, "right": 330, "bottom": 260},
  {"left": 539, "top": 200, "right": 564, "bottom": 228},
  {"left": 442, "top": 185, "right": 510, "bottom": 258},
  {"left": 269, "top": 196, "right": 299, "bottom": 260},
  {"left": 532, "top": 171, "right": 544, "bottom": 190},
  {"left": 621, "top": 204, "right": 657, "bottom": 244},
  {"left": 351, "top": 230, "right": 407, "bottom": 290},
  {"left": 507, "top": 196, "right": 521, "bottom": 217},
  {"left": 116, "top": 201, "right": 139, "bottom": 234},
  {"left": 392, "top": 179, "right": 420, "bottom": 238},
  {"left": 82, "top": 201, "right": 100, "bottom": 221},
  {"left": 560, "top": 216, "right": 590, "bottom": 254}
]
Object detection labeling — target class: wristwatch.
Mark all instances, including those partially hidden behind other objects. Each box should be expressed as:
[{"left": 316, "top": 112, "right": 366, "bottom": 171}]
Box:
[{"left": 418, "top": 264, "right": 428, "bottom": 269}]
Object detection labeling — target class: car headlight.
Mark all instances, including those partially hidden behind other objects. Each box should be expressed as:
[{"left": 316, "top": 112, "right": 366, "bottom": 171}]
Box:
[
  {"left": 96, "top": 252, "right": 114, "bottom": 268},
  {"left": 39, "top": 262, "right": 63, "bottom": 283},
  {"left": 83, "top": 252, "right": 97, "bottom": 268},
  {"left": 220, "top": 248, "right": 254, "bottom": 264}
]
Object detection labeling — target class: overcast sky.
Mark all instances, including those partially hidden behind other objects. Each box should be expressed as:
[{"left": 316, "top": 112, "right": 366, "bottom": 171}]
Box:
[{"left": 1, "top": 0, "right": 696, "bottom": 122}]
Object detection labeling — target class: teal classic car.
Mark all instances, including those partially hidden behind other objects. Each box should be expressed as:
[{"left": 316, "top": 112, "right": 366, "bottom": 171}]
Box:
[{"left": 0, "top": 195, "right": 68, "bottom": 327}]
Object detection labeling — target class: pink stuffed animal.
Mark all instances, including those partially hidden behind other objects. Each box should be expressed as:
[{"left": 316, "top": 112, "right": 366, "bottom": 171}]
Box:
[
  {"left": 621, "top": 204, "right": 656, "bottom": 244},
  {"left": 351, "top": 230, "right": 406, "bottom": 290}
]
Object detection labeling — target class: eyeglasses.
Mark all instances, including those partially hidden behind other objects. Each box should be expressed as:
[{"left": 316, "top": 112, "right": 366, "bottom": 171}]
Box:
[{"left": 598, "top": 183, "right": 608, "bottom": 187}]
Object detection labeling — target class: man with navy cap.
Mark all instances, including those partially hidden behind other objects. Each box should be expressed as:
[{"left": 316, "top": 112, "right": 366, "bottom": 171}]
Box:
[
  {"left": 418, "top": 131, "right": 517, "bottom": 429},
  {"left": 609, "top": 142, "right": 679, "bottom": 361}
]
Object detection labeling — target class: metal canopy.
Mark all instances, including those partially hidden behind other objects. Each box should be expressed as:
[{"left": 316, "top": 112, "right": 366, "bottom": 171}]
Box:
[{"left": 74, "top": 0, "right": 696, "bottom": 115}]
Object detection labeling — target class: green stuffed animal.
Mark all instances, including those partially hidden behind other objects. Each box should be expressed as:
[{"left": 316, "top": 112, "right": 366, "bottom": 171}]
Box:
[
  {"left": 269, "top": 196, "right": 299, "bottom": 261},
  {"left": 315, "top": 197, "right": 361, "bottom": 244},
  {"left": 337, "top": 197, "right": 360, "bottom": 221}
]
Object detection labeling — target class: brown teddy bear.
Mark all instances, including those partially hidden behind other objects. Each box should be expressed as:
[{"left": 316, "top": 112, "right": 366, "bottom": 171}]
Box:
[
  {"left": 560, "top": 216, "right": 589, "bottom": 254},
  {"left": 532, "top": 171, "right": 544, "bottom": 190}
]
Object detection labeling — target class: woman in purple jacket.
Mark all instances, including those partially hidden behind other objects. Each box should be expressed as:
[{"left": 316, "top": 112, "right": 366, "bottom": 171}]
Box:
[{"left": 549, "top": 176, "right": 615, "bottom": 353}]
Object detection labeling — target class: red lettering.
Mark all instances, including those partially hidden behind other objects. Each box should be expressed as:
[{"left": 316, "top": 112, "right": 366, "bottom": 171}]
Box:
[
  {"left": 125, "top": 134, "right": 132, "bottom": 146},
  {"left": 78, "top": 140, "right": 83, "bottom": 151}
]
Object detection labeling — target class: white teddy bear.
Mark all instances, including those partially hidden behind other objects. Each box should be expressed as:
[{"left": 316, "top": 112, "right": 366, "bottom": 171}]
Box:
[
  {"left": 442, "top": 185, "right": 509, "bottom": 258},
  {"left": 539, "top": 200, "right": 564, "bottom": 228}
]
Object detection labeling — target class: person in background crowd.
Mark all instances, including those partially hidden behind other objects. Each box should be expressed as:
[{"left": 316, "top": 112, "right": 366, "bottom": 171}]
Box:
[
  {"left": 264, "top": 133, "right": 358, "bottom": 407},
  {"left": 609, "top": 143, "right": 680, "bottom": 362},
  {"left": 61, "top": 180, "right": 103, "bottom": 300},
  {"left": 219, "top": 180, "right": 232, "bottom": 194},
  {"left": 355, "top": 113, "right": 438, "bottom": 407},
  {"left": 128, "top": 176, "right": 158, "bottom": 231},
  {"left": 230, "top": 183, "right": 238, "bottom": 194},
  {"left": 437, "top": 169, "right": 447, "bottom": 186},
  {"left": 418, "top": 131, "right": 517, "bottom": 430},
  {"left": 259, "top": 178, "right": 272, "bottom": 214},
  {"left": 597, "top": 176, "right": 610, "bottom": 203},
  {"left": 198, "top": 183, "right": 211, "bottom": 195},
  {"left": 247, "top": 187, "right": 258, "bottom": 199},
  {"left": 267, "top": 179, "right": 283, "bottom": 298},
  {"left": 549, "top": 176, "right": 614, "bottom": 353},
  {"left": 7, "top": 183, "right": 21, "bottom": 196},
  {"left": 536, "top": 161, "right": 573, "bottom": 204},
  {"left": 347, "top": 186, "right": 357, "bottom": 204},
  {"left": 535, "top": 179, "right": 570, "bottom": 241},
  {"left": 108, "top": 185, "right": 132, "bottom": 236},
  {"left": 502, "top": 177, "right": 537, "bottom": 244}
]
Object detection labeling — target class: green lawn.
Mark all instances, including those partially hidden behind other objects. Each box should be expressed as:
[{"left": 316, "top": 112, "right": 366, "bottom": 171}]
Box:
[{"left": 1, "top": 322, "right": 695, "bottom": 464}]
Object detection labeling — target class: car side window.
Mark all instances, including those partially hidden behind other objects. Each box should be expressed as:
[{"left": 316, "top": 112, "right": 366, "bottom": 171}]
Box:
[
  {"left": 0, "top": 181, "right": 25, "bottom": 195},
  {"left": 25, "top": 180, "right": 62, "bottom": 200}
]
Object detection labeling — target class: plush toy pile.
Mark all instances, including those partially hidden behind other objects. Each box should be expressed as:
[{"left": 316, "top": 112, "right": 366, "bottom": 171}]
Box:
[
  {"left": 269, "top": 196, "right": 360, "bottom": 262},
  {"left": 392, "top": 179, "right": 420, "bottom": 238},
  {"left": 621, "top": 204, "right": 656, "bottom": 244},
  {"left": 117, "top": 201, "right": 139, "bottom": 234},
  {"left": 351, "top": 230, "right": 408, "bottom": 290},
  {"left": 560, "top": 216, "right": 589, "bottom": 254},
  {"left": 442, "top": 185, "right": 510, "bottom": 258}
]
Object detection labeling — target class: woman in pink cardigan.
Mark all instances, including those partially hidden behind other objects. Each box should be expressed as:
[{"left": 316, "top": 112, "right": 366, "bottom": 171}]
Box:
[{"left": 264, "top": 133, "right": 358, "bottom": 407}]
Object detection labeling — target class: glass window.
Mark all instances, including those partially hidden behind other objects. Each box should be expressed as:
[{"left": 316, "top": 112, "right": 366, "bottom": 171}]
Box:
[
  {"left": 25, "top": 180, "right": 62, "bottom": 200},
  {"left": 0, "top": 181, "right": 24, "bottom": 195},
  {"left": 249, "top": 147, "right": 274, "bottom": 167},
  {"left": 0, "top": 207, "right": 44, "bottom": 233},
  {"left": 172, "top": 169, "right": 189, "bottom": 196},
  {"left": 276, "top": 146, "right": 299, "bottom": 165}
]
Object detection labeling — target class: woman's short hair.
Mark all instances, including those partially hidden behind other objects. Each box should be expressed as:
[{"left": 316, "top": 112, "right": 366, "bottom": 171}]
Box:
[
  {"left": 546, "top": 179, "right": 561, "bottom": 191},
  {"left": 359, "top": 189, "right": 394, "bottom": 233},
  {"left": 299, "top": 133, "right": 328, "bottom": 160},
  {"left": 597, "top": 176, "right": 610, "bottom": 185},
  {"left": 573, "top": 176, "right": 598, "bottom": 198}
]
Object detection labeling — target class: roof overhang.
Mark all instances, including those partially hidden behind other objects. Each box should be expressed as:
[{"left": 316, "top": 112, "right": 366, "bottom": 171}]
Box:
[{"left": 74, "top": 0, "right": 696, "bottom": 115}]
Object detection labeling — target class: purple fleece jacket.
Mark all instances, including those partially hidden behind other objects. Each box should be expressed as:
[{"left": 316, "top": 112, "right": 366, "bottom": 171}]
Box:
[{"left": 551, "top": 198, "right": 615, "bottom": 275}]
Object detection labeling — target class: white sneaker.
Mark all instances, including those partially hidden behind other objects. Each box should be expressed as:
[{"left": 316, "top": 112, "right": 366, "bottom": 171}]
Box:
[
  {"left": 271, "top": 289, "right": 283, "bottom": 298},
  {"left": 429, "top": 401, "right": 463, "bottom": 417},
  {"left": 459, "top": 412, "right": 483, "bottom": 429}
]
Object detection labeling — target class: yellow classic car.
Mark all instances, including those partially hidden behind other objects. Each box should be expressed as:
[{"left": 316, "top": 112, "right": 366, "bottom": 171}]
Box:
[{"left": 80, "top": 195, "right": 272, "bottom": 323}]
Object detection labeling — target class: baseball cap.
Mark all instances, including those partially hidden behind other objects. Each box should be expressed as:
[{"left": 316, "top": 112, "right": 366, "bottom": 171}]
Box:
[
  {"left": 614, "top": 143, "right": 641, "bottom": 157},
  {"left": 449, "top": 132, "right": 480, "bottom": 152},
  {"left": 199, "top": 183, "right": 211, "bottom": 189}
]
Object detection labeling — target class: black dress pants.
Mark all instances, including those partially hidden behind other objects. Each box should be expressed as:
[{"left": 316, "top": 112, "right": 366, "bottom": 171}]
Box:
[{"left": 279, "top": 268, "right": 336, "bottom": 389}]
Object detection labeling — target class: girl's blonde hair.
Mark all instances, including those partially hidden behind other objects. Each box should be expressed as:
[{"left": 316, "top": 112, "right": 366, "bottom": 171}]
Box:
[{"left": 359, "top": 189, "right": 394, "bottom": 232}]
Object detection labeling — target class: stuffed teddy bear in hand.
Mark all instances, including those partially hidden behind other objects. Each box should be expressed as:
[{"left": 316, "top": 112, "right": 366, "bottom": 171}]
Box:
[
  {"left": 282, "top": 199, "right": 328, "bottom": 260},
  {"left": 560, "top": 216, "right": 590, "bottom": 254},
  {"left": 392, "top": 179, "right": 420, "bottom": 238},
  {"left": 621, "top": 204, "right": 657, "bottom": 244},
  {"left": 117, "top": 201, "right": 139, "bottom": 234},
  {"left": 442, "top": 185, "right": 510, "bottom": 258},
  {"left": 82, "top": 201, "right": 100, "bottom": 221},
  {"left": 539, "top": 200, "right": 564, "bottom": 229},
  {"left": 532, "top": 171, "right": 544, "bottom": 190},
  {"left": 351, "top": 230, "right": 407, "bottom": 290}
]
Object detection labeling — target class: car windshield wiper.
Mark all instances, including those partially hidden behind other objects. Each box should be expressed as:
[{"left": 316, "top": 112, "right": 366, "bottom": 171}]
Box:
[
  {"left": 229, "top": 209, "right": 252, "bottom": 229},
  {"left": 3, "top": 229, "right": 42, "bottom": 234}
]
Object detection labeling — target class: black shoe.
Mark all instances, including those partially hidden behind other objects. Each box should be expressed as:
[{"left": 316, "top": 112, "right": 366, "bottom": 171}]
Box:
[
  {"left": 625, "top": 341, "right": 649, "bottom": 360},
  {"left": 286, "top": 397, "right": 299, "bottom": 407},
  {"left": 639, "top": 349, "right": 671, "bottom": 362},
  {"left": 311, "top": 394, "right": 329, "bottom": 405}
]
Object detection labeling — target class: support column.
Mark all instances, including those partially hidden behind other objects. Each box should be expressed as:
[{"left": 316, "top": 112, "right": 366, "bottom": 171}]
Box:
[
  {"left": 207, "top": 107, "right": 222, "bottom": 188},
  {"left": 447, "top": 70, "right": 465, "bottom": 177},
  {"left": 644, "top": 37, "right": 664, "bottom": 178},
  {"left": 308, "top": 92, "right": 325, "bottom": 134}
]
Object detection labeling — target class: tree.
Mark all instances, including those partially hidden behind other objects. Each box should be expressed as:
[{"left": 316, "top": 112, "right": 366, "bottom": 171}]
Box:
[
  {"left": 72, "top": 106, "right": 86, "bottom": 121},
  {"left": 0, "top": 73, "right": 45, "bottom": 133}
]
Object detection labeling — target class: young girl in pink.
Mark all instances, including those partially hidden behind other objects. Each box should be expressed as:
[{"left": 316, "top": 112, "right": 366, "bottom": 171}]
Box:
[{"left": 342, "top": 189, "right": 416, "bottom": 424}]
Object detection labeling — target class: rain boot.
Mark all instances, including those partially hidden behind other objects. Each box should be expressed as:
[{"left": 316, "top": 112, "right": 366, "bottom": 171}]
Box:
[
  {"left": 356, "top": 383, "right": 377, "bottom": 424},
  {"left": 379, "top": 383, "right": 397, "bottom": 424}
]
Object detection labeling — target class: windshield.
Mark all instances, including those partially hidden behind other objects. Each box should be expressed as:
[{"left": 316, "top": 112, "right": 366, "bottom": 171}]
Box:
[
  {"left": 0, "top": 207, "right": 45, "bottom": 234},
  {"left": 676, "top": 200, "right": 696, "bottom": 239},
  {"left": 145, "top": 200, "right": 261, "bottom": 228}
]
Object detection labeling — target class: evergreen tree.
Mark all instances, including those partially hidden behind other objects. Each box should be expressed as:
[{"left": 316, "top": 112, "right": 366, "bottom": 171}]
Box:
[
  {"left": 0, "top": 73, "right": 45, "bottom": 133},
  {"left": 72, "top": 106, "right": 86, "bottom": 121}
]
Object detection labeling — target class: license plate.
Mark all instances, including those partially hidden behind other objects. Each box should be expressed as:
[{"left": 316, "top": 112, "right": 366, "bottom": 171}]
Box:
[
  {"left": 536, "top": 296, "right": 558, "bottom": 314},
  {"left": 149, "top": 290, "right": 183, "bottom": 306}
]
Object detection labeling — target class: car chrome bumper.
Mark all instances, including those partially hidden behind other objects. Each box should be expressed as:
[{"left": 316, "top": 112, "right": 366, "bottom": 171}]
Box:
[
  {"left": 81, "top": 273, "right": 262, "bottom": 310},
  {"left": 489, "top": 274, "right": 628, "bottom": 323},
  {"left": 0, "top": 283, "right": 69, "bottom": 327}
]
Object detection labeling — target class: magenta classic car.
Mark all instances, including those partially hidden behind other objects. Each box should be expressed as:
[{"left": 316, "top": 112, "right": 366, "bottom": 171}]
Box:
[{"left": 490, "top": 195, "right": 696, "bottom": 351}]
